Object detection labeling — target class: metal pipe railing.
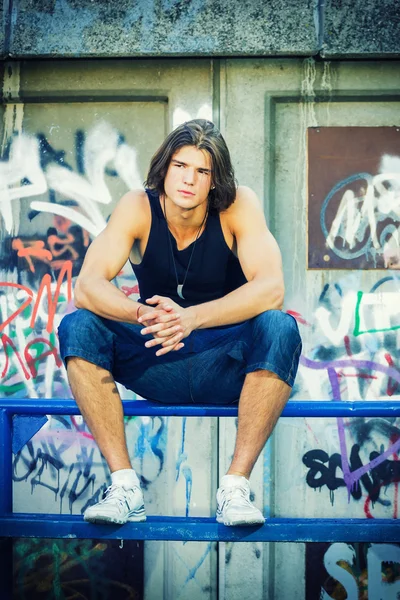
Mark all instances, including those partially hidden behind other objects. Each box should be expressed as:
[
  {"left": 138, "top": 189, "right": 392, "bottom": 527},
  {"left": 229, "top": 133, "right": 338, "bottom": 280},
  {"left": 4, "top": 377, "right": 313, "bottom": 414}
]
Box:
[{"left": 0, "top": 398, "right": 399, "bottom": 417}]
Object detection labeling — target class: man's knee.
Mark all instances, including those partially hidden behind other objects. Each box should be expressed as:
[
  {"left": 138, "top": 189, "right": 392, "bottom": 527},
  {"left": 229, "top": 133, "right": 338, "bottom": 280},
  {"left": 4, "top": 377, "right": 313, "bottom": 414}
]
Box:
[
  {"left": 252, "top": 310, "right": 297, "bottom": 338},
  {"left": 58, "top": 308, "right": 101, "bottom": 342},
  {"left": 246, "top": 310, "right": 302, "bottom": 385},
  {"left": 250, "top": 310, "right": 302, "bottom": 362},
  {"left": 58, "top": 308, "right": 113, "bottom": 366}
]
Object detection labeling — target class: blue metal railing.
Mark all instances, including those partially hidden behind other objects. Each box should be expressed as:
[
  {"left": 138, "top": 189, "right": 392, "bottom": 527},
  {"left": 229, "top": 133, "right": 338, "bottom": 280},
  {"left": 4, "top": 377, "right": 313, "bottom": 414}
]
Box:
[
  {"left": 1, "top": 398, "right": 399, "bottom": 417},
  {"left": 0, "top": 398, "right": 399, "bottom": 544}
]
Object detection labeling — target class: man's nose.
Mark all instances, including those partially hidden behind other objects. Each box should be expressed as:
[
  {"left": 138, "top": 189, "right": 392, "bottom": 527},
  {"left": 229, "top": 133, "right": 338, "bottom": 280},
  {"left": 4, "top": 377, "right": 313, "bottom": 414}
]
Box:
[{"left": 183, "top": 168, "right": 195, "bottom": 185}]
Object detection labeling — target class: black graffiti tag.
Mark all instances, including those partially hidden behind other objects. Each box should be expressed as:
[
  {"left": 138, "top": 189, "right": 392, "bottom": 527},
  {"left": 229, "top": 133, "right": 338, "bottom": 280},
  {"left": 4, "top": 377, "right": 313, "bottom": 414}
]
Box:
[{"left": 303, "top": 444, "right": 400, "bottom": 503}]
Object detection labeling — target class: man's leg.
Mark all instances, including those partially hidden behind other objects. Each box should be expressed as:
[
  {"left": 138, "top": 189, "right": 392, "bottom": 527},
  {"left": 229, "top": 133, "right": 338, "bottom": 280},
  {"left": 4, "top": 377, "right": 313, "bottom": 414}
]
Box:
[
  {"left": 214, "top": 310, "right": 301, "bottom": 526},
  {"left": 67, "top": 357, "right": 132, "bottom": 473},
  {"left": 228, "top": 369, "right": 291, "bottom": 479},
  {"left": 58, "top": 310, "right": 147, "bottom": 524},
  {"left": 58, "top": 307, "right": 194, "bottom": 524}
]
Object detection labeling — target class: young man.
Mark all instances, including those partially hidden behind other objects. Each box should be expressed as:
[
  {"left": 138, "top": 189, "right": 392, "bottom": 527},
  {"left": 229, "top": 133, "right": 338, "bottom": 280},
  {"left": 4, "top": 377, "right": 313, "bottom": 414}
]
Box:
[{"left": 58, "top": 119, "right": 302, "bottom": 527}]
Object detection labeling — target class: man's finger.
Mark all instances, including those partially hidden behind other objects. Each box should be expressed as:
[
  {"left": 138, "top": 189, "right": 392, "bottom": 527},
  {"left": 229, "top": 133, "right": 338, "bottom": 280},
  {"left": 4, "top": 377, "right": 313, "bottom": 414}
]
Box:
[
  {"left": 145, "top": 331, "right": 183, "bottom": 349},
  {"left": 154, "top": 312, "right": 181, "bottom": 324},
  {"left": 141, "top": 323, "right": 183, "bottom": 337},
  {"left": 160, "top": 331, "right": 184, "bottom": 347},
  {"left": 156, "top": 302, "right": 176, "bottom": 313},
  {"left": 146, "top": 295, "right": 172, "bottom": 307},
  {"left": 156, "top": 341, "right": 185, "bottom": 356},
  {"left": 173, "top": 343, "right": 185, "bottom": 351},
  {"left": 139, "top": 310, "right": 179, "bottom": 324}
]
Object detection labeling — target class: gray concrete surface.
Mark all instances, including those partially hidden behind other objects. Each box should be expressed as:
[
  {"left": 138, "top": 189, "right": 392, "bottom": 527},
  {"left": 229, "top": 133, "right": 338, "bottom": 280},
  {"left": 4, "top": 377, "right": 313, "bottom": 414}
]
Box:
[
  {"left": 7, "top": 0, "right": 317, "bottom": 57},
  {"left": 0, "top": 3, "right": 5, "bottom": 58},
  {"left": 323, "top": 0, "right": 400, "bottom": 58},
  {"left": 1, "top": 0, "right": 400, "bottom": 60}
]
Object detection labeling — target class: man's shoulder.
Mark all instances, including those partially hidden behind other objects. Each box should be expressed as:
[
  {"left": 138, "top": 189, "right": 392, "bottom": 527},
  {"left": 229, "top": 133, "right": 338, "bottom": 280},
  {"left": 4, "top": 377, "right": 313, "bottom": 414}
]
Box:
[
  {"left": 109, "top": 189, "right": 151, "bottom": 238},
  {"left": 224, "top": 185, "right": 263, "bottom": 218},
  {"left": 119, "top": 188, "right": 149, "bottom": 208},
  {"left": 222, "top": 186, "right": 266, "bottom": 237},
  {"left": 116, "top": 188, "right": 151, "bottom": 218}
]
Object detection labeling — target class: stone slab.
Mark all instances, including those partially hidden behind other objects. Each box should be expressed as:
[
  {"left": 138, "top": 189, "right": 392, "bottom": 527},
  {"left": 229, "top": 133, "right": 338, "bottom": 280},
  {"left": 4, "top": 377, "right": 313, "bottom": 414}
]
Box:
[
  {"left": 0, "top": 4, "right": 5, "bottom": 58},
  {"left": 322, "top": 0, "right": 400, "bottom": 58},
  {"left": 8, "top": 0, "right": 318, "bottom": 57}
]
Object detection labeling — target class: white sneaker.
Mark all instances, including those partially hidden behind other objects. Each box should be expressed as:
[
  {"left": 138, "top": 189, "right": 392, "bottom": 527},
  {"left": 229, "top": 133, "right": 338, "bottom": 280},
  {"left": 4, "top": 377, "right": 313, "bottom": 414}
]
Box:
[
  {"left": 216, "top": 475, "right": 265, "bottom": 526},
  {"left": 84, "top": 484, "right": 146, "bottom": 525}
]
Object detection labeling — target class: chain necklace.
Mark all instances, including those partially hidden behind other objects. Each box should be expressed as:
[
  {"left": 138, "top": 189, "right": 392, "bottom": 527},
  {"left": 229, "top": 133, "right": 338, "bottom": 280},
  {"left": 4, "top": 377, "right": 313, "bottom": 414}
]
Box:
[{"left": 163, "top": 195, "right": 209, "bottom": 300}]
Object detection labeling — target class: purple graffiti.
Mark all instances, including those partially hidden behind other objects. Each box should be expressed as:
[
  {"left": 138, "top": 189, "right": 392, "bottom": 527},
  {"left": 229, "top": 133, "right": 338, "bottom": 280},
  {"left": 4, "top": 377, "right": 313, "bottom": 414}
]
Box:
[{"left": 301, "top": 355, "right": 400, "bottom": 498}]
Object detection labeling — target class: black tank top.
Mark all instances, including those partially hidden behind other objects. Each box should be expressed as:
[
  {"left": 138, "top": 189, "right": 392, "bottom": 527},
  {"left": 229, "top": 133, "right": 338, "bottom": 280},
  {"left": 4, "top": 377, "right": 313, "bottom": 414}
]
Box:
[{"left": 130, "top": 189, "right": 247, "bottom": 308}]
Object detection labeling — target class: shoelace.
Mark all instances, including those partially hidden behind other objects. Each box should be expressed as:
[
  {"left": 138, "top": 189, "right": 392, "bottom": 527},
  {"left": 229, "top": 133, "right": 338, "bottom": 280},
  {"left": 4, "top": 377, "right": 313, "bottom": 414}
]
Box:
[
  {"left": 220, "top": 485, "right": 250, "bottom": 508},
  {"left": 101, "top": 484, "right": 130, "bottom": 506}
]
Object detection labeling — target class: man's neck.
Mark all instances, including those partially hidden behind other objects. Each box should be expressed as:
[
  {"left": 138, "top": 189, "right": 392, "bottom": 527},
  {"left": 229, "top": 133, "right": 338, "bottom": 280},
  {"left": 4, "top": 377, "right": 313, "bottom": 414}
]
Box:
[{"left": 161, "top": 195, "right": 209, "bottom": 233}]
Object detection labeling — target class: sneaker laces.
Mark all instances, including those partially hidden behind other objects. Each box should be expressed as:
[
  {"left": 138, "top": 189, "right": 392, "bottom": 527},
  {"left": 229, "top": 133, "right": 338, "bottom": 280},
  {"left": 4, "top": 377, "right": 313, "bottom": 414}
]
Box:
[
  {"left": 101, "top": 484, "right": 130, "bottom": 506},
  {"left": 220, "top": 485, "right": 250, "bottom": 508}
]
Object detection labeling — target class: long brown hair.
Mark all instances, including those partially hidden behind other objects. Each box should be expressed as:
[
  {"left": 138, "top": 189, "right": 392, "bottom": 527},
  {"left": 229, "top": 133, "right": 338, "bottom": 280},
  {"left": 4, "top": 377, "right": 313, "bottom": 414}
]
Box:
[{"left": 144, "top": 119, "right": 237, "bottom": 212}]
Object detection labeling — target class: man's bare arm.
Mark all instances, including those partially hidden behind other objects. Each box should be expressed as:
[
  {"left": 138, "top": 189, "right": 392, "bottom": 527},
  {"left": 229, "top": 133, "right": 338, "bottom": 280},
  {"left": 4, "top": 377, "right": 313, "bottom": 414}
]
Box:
[
  {"left": 74, "top": 190, "right": 147, "bottom": 322},
  {"left": 74, "top": 190, "right": 164, "bottom": 324},
  {"left": 74, "top": 191, "right": 185, "bottom": 353},
  {"left": 187, "top": 186, "right": 284, "bottom": 329}
]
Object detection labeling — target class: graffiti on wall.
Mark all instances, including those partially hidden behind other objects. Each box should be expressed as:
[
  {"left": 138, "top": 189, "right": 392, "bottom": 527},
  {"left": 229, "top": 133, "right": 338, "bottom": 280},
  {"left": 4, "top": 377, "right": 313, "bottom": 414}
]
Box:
[
  {"left": 0, "top": 122, "right": 141, "bottom": 397},
  {"left": 1, "top": 121, "right": 195, "bottom": 522},
  {"left": 307, "top": 126, "right": 400, "bottom": 269},
  {"left": 289, "top": 271, "right": 400, "bottom": 516},
  {"left": 305, "top": 542, "right": 400, "bottom": 599},
  {"left": 2, "top": 113, "right": 400, "bottom": 597}
]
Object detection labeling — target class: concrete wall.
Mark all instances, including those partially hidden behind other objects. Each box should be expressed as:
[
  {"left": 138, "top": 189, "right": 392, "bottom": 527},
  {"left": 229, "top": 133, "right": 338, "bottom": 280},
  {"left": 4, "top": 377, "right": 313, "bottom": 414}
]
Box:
[
  {"left": 1, "top": 0, "right": 400, "bottom": 59},
  {"left": 1, "top": 56, "right": 400, "bottom": 598},
  {"left": 1, "top": 3, "right": 400, "bottom": 599}
]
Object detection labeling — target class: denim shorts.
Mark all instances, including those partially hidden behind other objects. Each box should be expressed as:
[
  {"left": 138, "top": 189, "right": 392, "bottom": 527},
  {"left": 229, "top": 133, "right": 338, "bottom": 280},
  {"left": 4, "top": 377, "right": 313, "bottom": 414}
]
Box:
[{"left": 58, "top": 309, "right": 302, "bottom": 405}]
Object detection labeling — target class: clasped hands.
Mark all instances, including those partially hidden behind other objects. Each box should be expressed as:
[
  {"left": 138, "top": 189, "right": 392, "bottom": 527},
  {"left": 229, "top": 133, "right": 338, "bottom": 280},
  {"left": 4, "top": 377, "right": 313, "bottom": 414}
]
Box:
[{"left": 137, "top": 295, "right": 195, "bottom": 356}]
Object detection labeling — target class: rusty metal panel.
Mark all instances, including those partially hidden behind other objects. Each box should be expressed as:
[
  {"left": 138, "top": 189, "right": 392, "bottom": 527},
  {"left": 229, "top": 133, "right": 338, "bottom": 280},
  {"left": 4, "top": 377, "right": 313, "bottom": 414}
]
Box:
[{"left": 308, "top": 126, "right": 400, "bottom": 269}]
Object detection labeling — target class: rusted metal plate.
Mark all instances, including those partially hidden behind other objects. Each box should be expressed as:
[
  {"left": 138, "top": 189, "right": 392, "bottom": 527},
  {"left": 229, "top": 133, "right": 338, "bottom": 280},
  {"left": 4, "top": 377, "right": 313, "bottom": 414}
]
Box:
[{"left": 308, "top": 126, "right": 400, "bottom": 269}]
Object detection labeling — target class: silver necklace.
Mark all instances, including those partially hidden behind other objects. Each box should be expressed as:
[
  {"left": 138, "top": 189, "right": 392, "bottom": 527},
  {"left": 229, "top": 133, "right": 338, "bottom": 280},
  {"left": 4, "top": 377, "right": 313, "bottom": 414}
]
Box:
[{"left": 163, "top": 196, "right": 208, "bottom": 300}]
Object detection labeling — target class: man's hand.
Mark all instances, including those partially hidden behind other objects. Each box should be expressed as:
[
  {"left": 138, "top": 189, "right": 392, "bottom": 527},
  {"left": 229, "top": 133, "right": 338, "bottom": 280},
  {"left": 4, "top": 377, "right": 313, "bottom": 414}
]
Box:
[{"left": 138, "top": 295, "right": 197, "bottom": 356}]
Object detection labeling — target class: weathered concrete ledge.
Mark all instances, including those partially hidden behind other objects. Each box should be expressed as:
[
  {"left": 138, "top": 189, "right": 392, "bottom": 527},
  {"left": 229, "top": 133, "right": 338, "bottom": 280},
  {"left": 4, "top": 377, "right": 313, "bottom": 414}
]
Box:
[
  {"left": 4, "top": 0, "right": 318, "bottom": 58},
  {"left": 322, "top": 0, "right": 400, "bottom": 58},
  {"left": 1, "top": 0, "right": 400, "bottom": 60},
  {"left": 0, "top": 3, "right": 5, "bottom": 58}
]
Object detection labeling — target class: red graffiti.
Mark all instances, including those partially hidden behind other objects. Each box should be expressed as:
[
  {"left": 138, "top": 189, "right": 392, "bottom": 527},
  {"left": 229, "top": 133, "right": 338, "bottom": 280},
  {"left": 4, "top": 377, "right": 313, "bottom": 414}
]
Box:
[
  {"left": 1, "top": 261, "right": 72, "bottom": 334},
  {"left": 0, "top": 282, "right": 34, "bottom": 332},
  {"left": 286, "top": 310, "right": 310, "bottom": 326},
  {"left": 364, "top": 436, "right": 400, "bottom": 519},
  {"left": 71, "top": 416, "right": 95, "bottom": 440},
  {"left": 1, "top": 263, "right": 72, "bottom": 382},
  {"left": 29, "top": 260, "right": 73, "bottom": 334},
  {"left": 384, "top": 353, "right": 400, "bottom": 397},
  {"left": 337, "top": 372, "right": 377, "bottom": 380},
  {"left": 11, "top": 239, "right": 53, "bottom": 273},
  {"left": 1, "top": 333, "right": 31, "bottom": 379},
  {"left": 1, "top": 334, "right": 62, "bottom": 382},
  {"left": 47, "top": 232, "right": 79, "bottom": 267},
  {"left": 53, "top": 215, "right": 90, "bottom": 247},
  {"left": 344, "top": 335, "right": 352, "bottom": 357},
  {"left": 24, "top": 338, "right": 62, "bottom": 378},
  {"left": 122, "top": 284, "right": 140, "bottom": 297}
]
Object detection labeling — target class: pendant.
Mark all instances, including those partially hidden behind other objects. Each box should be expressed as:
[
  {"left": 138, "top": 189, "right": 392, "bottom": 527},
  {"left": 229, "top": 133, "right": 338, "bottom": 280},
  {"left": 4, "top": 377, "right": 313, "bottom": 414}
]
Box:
[{"left": 177, "top": 284, "right": 185, "bottom": 300}]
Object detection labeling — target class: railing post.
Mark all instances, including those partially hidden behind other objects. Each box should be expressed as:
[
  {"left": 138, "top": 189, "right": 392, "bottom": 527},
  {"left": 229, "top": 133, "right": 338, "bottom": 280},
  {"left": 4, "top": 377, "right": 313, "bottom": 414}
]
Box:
[
  {"left": 0, "top": 408, "right": 13, "bottom": 600},
  {"left": 0, "top": 408, "right": 13, "bottom": 516}
]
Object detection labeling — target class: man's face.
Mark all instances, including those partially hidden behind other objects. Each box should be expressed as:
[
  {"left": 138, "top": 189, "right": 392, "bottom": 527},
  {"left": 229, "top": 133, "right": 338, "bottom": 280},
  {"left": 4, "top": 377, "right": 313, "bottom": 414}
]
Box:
[{"left": 163, "top": 145, "right": 213, "bottom": 211}]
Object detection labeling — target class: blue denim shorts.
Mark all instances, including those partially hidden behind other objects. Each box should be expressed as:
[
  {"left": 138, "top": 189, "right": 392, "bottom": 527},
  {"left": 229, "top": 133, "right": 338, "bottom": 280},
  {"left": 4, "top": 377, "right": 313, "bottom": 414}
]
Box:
[{"left": 58, "top": 309, "right": 302, "bottom": 405}]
